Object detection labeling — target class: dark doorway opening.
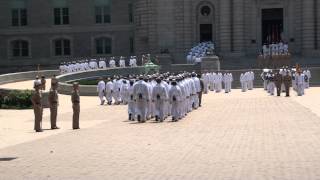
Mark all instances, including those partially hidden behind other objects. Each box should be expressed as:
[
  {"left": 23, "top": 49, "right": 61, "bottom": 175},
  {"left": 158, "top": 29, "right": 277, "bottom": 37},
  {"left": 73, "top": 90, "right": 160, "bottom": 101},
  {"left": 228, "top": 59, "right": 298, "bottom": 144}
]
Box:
[
  {"left": 262, "top": 8, "right": 284, "bottom": 44},
  {"left": 200, "top": 24, "right": 212, "bottom": 42}
]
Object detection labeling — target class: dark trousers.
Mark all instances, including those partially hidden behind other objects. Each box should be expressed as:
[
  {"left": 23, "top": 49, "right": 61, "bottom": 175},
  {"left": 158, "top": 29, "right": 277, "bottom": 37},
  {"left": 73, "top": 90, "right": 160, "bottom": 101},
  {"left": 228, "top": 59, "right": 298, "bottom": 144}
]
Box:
[
  {"left": 50, "top": 103, "right": 58, "bottom": 128},
  {"left": 285, "top": 86, "right": 290, "bottom": 97},
  {"left": 276, "top": 86, "right": 281, "bottom": 96},
  {"left": 198, "top": 92, "right": 203, "bottom": 106},
  {"left": 72, "top": 104, "right": 80, "bottom": 129},
  {"left": 34, "top": 106, "right": 43, "bottom": 131}
]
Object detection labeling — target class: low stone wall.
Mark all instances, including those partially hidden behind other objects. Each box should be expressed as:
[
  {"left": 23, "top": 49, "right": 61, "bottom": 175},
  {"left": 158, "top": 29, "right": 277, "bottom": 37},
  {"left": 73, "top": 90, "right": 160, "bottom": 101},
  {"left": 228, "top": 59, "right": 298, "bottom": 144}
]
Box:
[
  {"left": 57, "top": 67, "right": 146, "bottom": 96},
  {"left": 0, "top": 70, "right": 59, "bottom": 85}
]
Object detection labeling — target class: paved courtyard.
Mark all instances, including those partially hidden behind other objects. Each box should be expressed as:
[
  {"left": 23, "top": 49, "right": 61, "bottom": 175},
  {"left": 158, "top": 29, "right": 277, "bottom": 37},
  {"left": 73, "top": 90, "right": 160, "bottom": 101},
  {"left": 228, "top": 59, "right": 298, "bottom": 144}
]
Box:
[{"left": 1, "top": 81, "right": 320, "bottom": 179}]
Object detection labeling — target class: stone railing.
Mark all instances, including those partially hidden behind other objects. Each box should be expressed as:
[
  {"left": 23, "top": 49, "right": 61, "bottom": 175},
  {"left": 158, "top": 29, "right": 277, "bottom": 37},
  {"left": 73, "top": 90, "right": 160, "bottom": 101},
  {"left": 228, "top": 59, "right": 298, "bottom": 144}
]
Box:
[
  {"left": 0, "top": 70, "right": 59, "bottom": 85},
  {"left": 56, "top": 67, "right": 146, "bottom": 96}
]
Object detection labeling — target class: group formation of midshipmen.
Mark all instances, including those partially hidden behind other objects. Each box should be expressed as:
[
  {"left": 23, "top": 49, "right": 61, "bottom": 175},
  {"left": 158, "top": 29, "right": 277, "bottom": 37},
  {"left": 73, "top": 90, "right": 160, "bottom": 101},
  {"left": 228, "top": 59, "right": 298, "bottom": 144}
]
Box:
[
  {"left": 261, "top": 67, "right": 311, "bottom": 97},
  {"left": 240, "top": 71, "right": 255, "bottom": 92},
  {"left": 32, "top": 76, "right": 80, "bottom": 132},
  {"left": 59, "top": 56, "right": 138, "bottom": 74},
  {"left": 201, "top": 72, "right": 233, "bottom": 94},
  {"left": 186, "top": 42, "right": 215, "bottom": 64},
  {"left": 261, "top": 41, "right": 290, "bottom": 58},
  {"left": 97, "top": 72, "right": 205, "bottom": 122}
]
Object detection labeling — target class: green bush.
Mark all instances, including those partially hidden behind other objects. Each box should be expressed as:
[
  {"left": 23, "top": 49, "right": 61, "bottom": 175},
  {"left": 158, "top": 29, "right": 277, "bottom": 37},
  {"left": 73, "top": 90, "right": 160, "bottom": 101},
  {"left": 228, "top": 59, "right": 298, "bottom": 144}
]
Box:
[{"left": 0, "top": 90, "right": 33, "bottom": 109}]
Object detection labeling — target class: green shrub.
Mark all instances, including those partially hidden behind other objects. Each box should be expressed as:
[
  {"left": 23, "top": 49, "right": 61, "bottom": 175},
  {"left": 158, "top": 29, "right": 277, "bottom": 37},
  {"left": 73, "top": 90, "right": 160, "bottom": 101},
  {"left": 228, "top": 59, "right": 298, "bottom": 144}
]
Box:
[{"left": 0, "top": 90, "right": 33, "bottom": 109}]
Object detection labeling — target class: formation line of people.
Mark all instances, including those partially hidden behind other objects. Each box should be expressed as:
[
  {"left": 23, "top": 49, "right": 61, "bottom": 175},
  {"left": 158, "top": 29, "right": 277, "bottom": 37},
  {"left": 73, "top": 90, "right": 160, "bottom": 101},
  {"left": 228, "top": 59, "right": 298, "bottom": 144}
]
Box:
[
  {"left": 32, "top": 76, "right": 80, "bottom": 132},
  {"left": 59, "top": 56, "right": 138, "bottom": 74}
]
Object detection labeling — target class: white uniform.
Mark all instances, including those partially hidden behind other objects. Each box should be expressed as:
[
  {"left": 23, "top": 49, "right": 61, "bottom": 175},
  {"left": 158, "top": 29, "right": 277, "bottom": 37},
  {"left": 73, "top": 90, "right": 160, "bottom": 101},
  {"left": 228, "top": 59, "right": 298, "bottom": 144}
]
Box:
[
  {"left": 169, "top": 84, "right": 182, "bottom": 121},
  {"left": 240, "top": 73, "right": 247, "bottom": 92},
  {"left": 152, "top": 82, "right": 168, "bottom": 121},
  {"left": 120, "top": 81, "right": 130, "bottom": 104},
  {"left": 105, "top": 81, "right": 113, "bottom": 104},
  {"left": 119, "top": 57, "right": 126, "bottom": 68},
  {"left": 304, "top": 70, "right": 311, "bottom": 88},
  {"left": 113, "top": 79, "right": 122, "bottom": 104},
  {"left": 133, "top": 80, "right": 150, "bottom": 122},
  {"left": 109, "top": 59, "right": 116, "bottom": 68},
  {"left": 248, "top": 71, "right": 254, "bottom": 90},
  {"left": 97, "top": 80, "right": 106, "bottom": 105},
  {"left": 128, "top": 83, "right": 135, "bottom": 120},
  {"left": 98, "top": 60, "right": 107, "bottom": 69},
  {"left": 296, "top": 74, "right": 305, "bottom": 96}
]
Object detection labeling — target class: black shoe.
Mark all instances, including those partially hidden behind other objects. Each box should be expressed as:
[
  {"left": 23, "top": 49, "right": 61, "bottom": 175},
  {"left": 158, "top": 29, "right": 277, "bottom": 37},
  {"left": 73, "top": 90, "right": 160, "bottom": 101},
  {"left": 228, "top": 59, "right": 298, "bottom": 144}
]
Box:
[
  {"left": 51, "top": 127, "right": 60, "bottom": 130},
  {"left": 129, "top": 114, "right": 132, "bottom": 121},
  {"left": 36, "top": 129, "right": 43, "bottom": 132}
]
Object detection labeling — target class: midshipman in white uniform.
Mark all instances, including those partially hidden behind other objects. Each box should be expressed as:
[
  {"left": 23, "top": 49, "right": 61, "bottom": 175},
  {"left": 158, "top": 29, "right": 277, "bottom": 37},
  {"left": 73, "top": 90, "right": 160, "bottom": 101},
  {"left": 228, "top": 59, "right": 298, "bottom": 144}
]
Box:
[{"left": 97, "top": 78, "right": 106, "bottom": 105}]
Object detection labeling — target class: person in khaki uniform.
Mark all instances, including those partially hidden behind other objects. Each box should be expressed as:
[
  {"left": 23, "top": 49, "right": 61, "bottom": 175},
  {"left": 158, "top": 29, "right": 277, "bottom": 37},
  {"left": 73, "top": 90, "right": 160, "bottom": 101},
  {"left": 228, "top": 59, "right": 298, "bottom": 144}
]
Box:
[
  {"left": 51, "top": 74, "right": 58, "bottom": 89},
  {"left": 197, "top": 74, "right": 204, "bottom": 107},
  {"left": 283, "top": 71, "right": 292, "bottom": 97},
  {"left": 71, "top": 83, "right": 80, "bottom": 129},
  {"left": 48, "top": 81, "right": 59, "bottom": 129},
  {"left": 274, "top": 72, "right": 283, "bottom": 96},
  {"left": 31, "top": 80, "right": 43, "bottom": 132},
  {"left": 40, "top": 76, "right": 46, "bottom": 91}
]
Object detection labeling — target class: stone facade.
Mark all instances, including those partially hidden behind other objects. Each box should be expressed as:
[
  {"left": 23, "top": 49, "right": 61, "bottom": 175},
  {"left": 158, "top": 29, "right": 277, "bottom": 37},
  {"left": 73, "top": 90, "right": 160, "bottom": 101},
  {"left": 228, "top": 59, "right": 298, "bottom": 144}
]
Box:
[
  {"left": 135, "top": 0, "right": 320, "bottom": 63},
  {"left": 0, "top": 0, "right": 319, "bottom": 72}
]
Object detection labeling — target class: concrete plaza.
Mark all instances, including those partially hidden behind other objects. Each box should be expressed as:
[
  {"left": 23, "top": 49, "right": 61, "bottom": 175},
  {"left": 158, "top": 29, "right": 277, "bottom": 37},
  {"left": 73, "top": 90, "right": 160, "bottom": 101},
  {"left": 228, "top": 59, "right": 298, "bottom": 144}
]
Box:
[{"left": 1, "top": 80, "right": 320, "bottom": 179}]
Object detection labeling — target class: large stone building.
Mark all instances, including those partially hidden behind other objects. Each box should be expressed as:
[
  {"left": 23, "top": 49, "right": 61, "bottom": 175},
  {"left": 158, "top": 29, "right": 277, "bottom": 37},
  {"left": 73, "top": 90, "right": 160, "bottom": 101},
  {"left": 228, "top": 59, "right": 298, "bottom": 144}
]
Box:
[{"left": 0, "top": 0, "right": 319, "bottom": 72}]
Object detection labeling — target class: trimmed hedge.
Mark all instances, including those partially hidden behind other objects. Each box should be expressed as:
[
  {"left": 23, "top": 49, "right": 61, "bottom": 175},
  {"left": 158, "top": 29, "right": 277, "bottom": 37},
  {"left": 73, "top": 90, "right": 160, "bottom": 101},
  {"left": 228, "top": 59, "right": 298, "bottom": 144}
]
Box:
[{"left": 0, "top": 90, "right": 33, "bottom": 109}]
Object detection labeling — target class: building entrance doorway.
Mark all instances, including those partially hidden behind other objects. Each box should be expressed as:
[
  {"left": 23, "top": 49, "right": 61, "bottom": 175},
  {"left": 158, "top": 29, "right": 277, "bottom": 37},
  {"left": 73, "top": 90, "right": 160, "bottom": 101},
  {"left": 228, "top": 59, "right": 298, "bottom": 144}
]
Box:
[
  {"left": 262, "top": 8, "right": 283, "bottom": 44},
  {"left": 200, "top": 24, "right": 212, "bottom": 42}
]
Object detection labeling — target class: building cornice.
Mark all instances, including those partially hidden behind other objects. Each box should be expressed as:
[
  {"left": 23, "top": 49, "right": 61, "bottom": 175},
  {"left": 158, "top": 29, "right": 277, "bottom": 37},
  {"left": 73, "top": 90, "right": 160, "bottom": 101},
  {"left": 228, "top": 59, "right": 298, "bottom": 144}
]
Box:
[{"left": 0, "top": 24, "right": 134, "bottom": 35}]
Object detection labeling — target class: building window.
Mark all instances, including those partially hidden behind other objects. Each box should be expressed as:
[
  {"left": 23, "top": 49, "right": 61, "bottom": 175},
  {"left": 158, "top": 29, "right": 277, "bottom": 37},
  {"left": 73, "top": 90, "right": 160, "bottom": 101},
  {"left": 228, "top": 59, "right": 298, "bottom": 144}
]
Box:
[
  {"left": 128, "top": 3, "right": 133, "bottom": 23},
  {"left": 54, "top": 39, "right": 71, "bottom": 56},
  {"left": 54, "top": 7, "right": 69, "bottom": 25},
  {"left": 11, "top": 0, "right": 27, "bottom": 26},
  {"left": 95, "top": 0, "right": 111, "bottom": 23},
  {"left": 12, "top": 8, "right": 27, "bottom": 26},
  {"left": 95, "top": 37, "right": 112, "bottom": 54},
  {"left": 11, "top": 40, "right": 29, "bottom": 57}
]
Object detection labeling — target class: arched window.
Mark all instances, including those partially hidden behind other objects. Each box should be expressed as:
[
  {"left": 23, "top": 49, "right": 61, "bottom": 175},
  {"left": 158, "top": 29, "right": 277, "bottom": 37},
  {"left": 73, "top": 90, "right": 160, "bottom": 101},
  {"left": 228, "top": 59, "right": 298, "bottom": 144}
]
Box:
[
  {"left": 11, "top": 40, "right": 29, "bottom": 57},
  {"left": 95, "top": 37, "right": 112, "bottom": 54},
  {"left": 53, "top": 39, "right": 71, "bottom": 56}
]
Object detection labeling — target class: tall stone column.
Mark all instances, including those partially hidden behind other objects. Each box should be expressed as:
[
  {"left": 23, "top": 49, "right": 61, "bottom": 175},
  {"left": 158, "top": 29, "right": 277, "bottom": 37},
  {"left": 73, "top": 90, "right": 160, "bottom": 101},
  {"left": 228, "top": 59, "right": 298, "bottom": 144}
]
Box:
[
  {"left": 233, "top": 0, "right": 245, "bottom": 55},
  {"left": 302, "top": 0, "right": 315, "bottom": 53},
  {"left": 134, "top": 0, "right": 156, "bottom": 56},
  {"left": 316, "top": 0, "right": 320, "bottom": 50},
  {"left": 219, "top": 0, "right": 232, "bottom": 54}
]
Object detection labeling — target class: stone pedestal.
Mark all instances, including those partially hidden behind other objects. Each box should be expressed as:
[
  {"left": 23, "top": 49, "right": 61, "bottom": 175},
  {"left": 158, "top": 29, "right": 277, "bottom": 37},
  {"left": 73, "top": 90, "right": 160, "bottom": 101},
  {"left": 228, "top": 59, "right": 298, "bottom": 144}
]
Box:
[
  {"left": 156, "top": 54, "right": 173, "bottom": 72},
  {"left": 200, "top": 56, "right": 221, "bottom": 72}
]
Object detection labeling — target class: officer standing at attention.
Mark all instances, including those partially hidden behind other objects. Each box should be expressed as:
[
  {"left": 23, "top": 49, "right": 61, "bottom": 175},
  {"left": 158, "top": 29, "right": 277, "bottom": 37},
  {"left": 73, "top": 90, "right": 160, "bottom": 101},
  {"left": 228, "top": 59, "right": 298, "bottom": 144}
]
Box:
[
  {"left": 274, "top": 72, "right": 282, "bottom": 96},
  {"left": 197, "top": 74, "right": 204, "bottom": 107},
  {"left": 283, "top": 71, "right": 292, "bottom": 97},
  {"left": 31, "top": 80, "right": 43, "bottom": 132},
  {"left": 40, "top": 75, "right": 46, "bottom": 91},
  {"left": 48, "top": 79, "right": 59, "bottom": 129},
  {"left": 71, "top": 82, "right": 80, "bottom": 129}
]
